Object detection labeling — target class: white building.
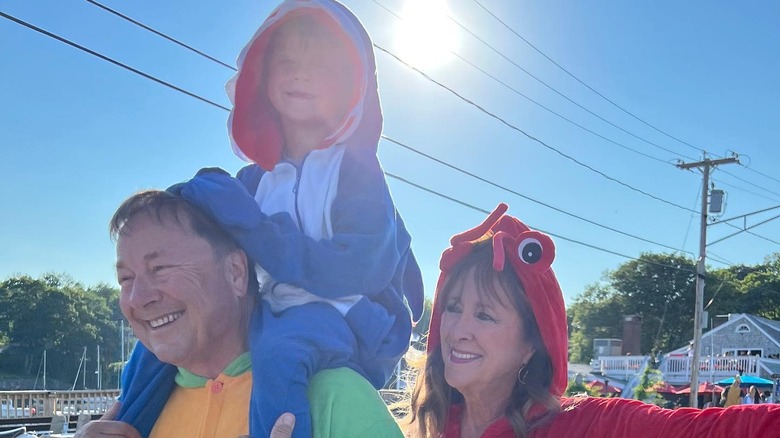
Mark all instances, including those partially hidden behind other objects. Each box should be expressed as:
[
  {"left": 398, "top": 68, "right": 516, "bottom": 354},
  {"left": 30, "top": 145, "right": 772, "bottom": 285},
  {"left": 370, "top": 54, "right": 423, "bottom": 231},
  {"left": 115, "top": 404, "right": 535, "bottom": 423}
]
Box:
[{"left": 591, "top": 313, "right": 780, "bottom": 386}]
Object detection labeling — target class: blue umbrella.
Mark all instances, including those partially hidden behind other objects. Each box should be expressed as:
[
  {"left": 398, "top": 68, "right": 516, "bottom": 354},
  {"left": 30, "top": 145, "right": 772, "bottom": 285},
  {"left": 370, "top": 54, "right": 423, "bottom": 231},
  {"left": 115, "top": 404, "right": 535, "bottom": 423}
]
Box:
[{"left": 716, "top": 375, "right": 774, "bottom": 387}]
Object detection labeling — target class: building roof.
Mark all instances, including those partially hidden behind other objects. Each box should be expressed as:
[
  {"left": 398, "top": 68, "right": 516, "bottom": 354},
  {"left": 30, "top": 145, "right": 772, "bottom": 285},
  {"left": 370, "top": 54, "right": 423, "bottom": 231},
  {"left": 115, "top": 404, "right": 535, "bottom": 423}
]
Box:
[
  {"left": 748, "top": 314, "right": 780, "bottom": 342},
  {"left": 668, "top": 313, "right": 780, "bottom": 354}
]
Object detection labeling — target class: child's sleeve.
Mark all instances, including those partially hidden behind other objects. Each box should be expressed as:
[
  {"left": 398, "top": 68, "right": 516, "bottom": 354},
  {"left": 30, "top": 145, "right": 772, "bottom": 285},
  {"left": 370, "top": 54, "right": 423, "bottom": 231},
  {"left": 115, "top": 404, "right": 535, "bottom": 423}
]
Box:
[{"left": 177, "top": 161, "right": 412, "bottom": 301}]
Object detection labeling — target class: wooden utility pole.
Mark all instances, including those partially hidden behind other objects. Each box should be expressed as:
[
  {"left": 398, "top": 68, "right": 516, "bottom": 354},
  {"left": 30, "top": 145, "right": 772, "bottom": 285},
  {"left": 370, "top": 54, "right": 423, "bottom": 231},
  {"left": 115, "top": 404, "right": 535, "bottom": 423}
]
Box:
[{"left": 676, "top": 155, "right": 739, "bottom": 407}]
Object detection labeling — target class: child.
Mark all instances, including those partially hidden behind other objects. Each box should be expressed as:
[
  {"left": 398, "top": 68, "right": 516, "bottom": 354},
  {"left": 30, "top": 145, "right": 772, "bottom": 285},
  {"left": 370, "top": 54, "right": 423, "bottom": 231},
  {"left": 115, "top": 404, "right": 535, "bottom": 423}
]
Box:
[{"left": 116, "top": 1, "right": 423, "bottom": 437}]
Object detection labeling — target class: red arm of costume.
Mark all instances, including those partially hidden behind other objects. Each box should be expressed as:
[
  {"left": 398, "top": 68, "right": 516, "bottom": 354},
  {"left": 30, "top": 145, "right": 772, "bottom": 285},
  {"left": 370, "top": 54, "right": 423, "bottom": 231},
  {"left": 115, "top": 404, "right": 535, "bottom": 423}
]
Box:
[{"left": 530, "top": 397, "right": 780, "bottom": 438}]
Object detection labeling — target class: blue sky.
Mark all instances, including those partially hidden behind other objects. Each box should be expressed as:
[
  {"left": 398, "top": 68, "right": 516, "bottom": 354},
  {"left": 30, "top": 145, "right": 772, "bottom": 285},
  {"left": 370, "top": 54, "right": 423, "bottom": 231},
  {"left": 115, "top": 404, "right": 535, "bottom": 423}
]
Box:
[{"left": 2, "top": 0, "right": 779, "bottom": 308}]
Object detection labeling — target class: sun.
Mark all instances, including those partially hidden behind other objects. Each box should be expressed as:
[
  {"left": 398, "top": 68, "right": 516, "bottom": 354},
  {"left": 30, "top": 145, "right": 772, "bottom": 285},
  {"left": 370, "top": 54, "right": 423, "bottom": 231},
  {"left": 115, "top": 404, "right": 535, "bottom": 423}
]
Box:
[{"left": 394, "top": 0, "right": 458, "bottom": 70}]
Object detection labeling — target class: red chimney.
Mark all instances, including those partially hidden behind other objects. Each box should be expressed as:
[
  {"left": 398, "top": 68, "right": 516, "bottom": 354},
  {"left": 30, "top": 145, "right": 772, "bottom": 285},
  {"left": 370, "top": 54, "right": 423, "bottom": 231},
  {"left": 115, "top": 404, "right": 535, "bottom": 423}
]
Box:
[{"left": 622, "top": 314, "right": 642, "bottom": 355}]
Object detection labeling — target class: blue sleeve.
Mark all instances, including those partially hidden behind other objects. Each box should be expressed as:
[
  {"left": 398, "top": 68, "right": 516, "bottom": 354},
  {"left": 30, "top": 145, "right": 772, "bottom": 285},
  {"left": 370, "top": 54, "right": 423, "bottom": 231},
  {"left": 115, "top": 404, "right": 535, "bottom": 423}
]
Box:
[
  {"left": 179, "top": 156, "right": 410, "bottom": 302},
  {"left": 116, "top": 342, "right": 177, "bottom": 438}
]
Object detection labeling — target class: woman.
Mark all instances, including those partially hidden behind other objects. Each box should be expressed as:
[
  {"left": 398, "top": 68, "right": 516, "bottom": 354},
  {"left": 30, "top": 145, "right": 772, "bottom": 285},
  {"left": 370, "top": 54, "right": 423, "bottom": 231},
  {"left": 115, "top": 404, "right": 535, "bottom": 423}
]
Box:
[
  {"left": 743, "top": 385, "right": 760, "bottom": 404},
  {"left": 406, "top": 203, "right": 780, "bottom": 438}
]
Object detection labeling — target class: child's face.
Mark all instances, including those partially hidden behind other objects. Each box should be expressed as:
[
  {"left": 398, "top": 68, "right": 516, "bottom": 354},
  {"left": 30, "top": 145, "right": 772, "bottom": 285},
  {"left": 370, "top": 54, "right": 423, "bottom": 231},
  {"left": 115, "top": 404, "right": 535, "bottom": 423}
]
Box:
[{"left": 266, "top": 24, "right": 356, "bottom": 135}]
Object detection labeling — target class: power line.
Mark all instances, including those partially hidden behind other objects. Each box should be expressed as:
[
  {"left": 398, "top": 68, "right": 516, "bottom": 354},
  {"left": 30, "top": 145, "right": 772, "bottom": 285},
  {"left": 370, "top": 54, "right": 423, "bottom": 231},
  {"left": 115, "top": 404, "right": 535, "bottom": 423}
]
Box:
[
  {"left": 400, "top": 163, "right": 774, "bottom": 292},
  {"left": 721, "top": 222, "right": 780, "bottom": 249},
  {"left": 448, "top": 50, "right": 671, "bottom": 166},
  {"left": 83, "top": 0, "right": 697, "bottom": 214},
  {"left": 370, "top": 0, "right": 696, "bottom": 163},
  {"left": 745, "top": 230, "right": 780, "bottom": 247},
  {"left": 726, "top": 150, "right": 780, "bottom": 191},
  {"left": 742, "top": 163, "right": 780, "bottom": 187},
  {"left": 384, "top": 172, "right": 682, "bottom": 266},
  {"left": 678, "top": 162, "right": 780, "bottom": 247},
  {"left": 0, "top": 11, "right": 666, "bottom": 258},
  {"left": 383, "top": 135, "right": 692, "bottom": 254},
  {"left": 719, "top": 168, "right": 780, "bottom": 200},
  {"left": 396, "top": 169, "right": 780, "bottom": 296},
  {"left": 707, "top": 253, "right": 736, "bottom": 267},
  {"left": 0, "top": 11, "right": 230, "bottom": 112},
  {"left": 706, "top": 177, "right": 780, "bottom": 243},
  {"left": 6, "top": 9, "right": 770, "bottom": 284},
  {"left": 711, "top": 204, "right": 780, "bottom": 226},
  {"left": 469, "top": 0, "right": 707, "bottom": 158},
  {"left": 85, "top": 0, "right": 237, "bottom": 71},
  {"left": 0, "top": 10, "right": 693, "bottom": 273},
  {"left": 440, "top": 5, "right": 696, "bottom": 161},
  {"left": 9, "top": 6, "right": 696, "bottom": 255},
  {"left": 444, "top": 0, "right": 780, "bottom": 208},
  {"left": 712, "top": 178, "right": 780, "bottom": 204},
  {"left": 376, "top": 0, "right": 780, "bottom": 211},
  {"left": 709, "top": 207, "right": 780, "bottom": 247},
  {"left": 374, "top": 44, "right": 698, "bottom": 214}
]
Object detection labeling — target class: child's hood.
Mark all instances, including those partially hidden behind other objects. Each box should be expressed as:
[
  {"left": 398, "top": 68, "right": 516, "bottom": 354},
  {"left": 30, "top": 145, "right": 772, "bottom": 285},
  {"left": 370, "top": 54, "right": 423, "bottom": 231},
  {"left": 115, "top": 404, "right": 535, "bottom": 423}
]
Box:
[{"left": 227, "top": 0, "right": 382, "bottom": 170}]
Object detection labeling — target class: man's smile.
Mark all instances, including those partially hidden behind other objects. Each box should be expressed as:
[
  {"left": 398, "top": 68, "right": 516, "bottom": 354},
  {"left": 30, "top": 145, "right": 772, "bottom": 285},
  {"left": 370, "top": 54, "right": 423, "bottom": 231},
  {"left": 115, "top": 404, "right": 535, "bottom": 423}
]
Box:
[{"left": 148, "top": 311, "right": 184, "bottom": 329}]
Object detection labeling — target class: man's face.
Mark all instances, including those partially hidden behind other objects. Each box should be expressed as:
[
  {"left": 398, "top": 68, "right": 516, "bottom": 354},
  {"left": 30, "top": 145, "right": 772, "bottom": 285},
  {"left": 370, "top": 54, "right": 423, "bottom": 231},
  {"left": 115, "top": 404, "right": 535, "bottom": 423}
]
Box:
[
  {"left": 266, "top": 24, "right": 356, "bottom": 134},
  {"left": 116, "top": 212, "right": 246, "bottom": 375}
]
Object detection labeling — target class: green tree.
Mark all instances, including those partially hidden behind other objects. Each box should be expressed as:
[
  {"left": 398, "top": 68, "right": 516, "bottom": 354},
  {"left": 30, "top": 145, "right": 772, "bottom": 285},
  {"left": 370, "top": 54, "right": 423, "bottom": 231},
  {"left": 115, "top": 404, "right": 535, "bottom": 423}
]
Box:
[
  {"left": 567, "top": 253, "right": 697, "bottom": 362},
  {"left": 564, "top": 376, "right": 599, "bottom": 397},
  {"left": 610, "top": 253, "right": 697, "bottom": 356},
  {"left": 632, "top": 362, "right": 664, "bottom": 406},
  {"left": 705, "top": 255, "right": 780, "bottom": 321},
  {"left": 0, "top": 274, "right": 121, "bottom": 388},
  {"left": 567, "top": 251, "right": 780, "bottom": 365},
  {"left": 567, "top": 283, "right": 626, "bottom": 363}
]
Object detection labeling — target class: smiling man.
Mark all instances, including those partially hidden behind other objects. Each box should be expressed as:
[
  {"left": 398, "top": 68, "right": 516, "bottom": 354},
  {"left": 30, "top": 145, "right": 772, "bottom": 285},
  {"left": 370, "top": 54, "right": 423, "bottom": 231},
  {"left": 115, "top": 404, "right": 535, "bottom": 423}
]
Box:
[
  {"left": 115, "top": 192, "right": 252, "bottom": 383},
  {"left": 73, "top": 189, "right": 402, "bottom": 438}
]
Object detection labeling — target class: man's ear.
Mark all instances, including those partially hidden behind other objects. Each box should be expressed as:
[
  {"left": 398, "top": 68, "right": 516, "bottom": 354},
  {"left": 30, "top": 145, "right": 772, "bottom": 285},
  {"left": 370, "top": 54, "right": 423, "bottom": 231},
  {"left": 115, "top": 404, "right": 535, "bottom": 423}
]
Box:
[{"left": 225, "top": 249, "right": 250, "bottom": 298}]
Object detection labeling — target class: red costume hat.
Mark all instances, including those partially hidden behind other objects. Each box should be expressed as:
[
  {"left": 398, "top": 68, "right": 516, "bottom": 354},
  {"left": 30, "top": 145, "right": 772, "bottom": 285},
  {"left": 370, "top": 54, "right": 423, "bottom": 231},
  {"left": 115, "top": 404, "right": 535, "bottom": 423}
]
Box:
[{"left": 427, "top": 203, "right": 568, "bottom": 397}]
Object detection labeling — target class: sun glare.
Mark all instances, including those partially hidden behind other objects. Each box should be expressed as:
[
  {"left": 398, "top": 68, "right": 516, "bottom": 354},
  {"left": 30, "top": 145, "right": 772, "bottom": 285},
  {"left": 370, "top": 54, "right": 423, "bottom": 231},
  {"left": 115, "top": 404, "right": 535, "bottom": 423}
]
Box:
[{"left": 395, "top": 0, "right": 458, "bottom": 70}]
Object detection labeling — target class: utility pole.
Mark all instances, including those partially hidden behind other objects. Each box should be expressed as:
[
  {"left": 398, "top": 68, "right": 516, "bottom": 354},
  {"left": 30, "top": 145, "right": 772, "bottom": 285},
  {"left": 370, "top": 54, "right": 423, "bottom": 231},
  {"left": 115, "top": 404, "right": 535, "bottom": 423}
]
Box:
[{"left": 677, "top": 155, "right": 739, "bottom": 407}]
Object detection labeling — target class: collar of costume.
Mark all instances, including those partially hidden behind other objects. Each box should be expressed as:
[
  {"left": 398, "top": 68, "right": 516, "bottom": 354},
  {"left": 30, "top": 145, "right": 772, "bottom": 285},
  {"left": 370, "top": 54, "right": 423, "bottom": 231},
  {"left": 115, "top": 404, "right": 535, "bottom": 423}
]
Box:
[
  {"left": 426, "top": 203, "right": 568, "bottom": 397},
  {"left": 175, "top": 352, "right": 252, "bottom": 388}
]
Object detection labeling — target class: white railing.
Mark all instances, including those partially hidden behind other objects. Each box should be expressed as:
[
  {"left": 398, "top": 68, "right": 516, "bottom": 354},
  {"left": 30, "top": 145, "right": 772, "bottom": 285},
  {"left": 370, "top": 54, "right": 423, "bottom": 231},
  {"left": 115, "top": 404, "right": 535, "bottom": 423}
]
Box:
[
  {"left": 593, "top": 355, "right": 650, "bottom": 380},
  {"left": 659, "top": 356, "right": 761, "bottom": 384},
  {"left": 0, "top": 390, "right": 119, "bottom": 418}
]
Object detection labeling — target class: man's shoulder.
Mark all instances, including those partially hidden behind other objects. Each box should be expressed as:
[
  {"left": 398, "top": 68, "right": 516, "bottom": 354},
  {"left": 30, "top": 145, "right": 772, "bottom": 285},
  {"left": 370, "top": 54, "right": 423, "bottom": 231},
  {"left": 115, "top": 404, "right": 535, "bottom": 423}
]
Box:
[
  {"left": 308, "top": 368, "right": 402, "bottom": 438},
  {"left": 308, "top": 368, "right": 385, "bottom": 407}
]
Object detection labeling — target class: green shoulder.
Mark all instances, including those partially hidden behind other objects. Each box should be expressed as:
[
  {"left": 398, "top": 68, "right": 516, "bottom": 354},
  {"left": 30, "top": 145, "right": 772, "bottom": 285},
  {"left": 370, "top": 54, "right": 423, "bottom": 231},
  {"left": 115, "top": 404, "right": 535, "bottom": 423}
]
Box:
[{"left": 308, "top": 368, "right": 403, "bottom": 438}]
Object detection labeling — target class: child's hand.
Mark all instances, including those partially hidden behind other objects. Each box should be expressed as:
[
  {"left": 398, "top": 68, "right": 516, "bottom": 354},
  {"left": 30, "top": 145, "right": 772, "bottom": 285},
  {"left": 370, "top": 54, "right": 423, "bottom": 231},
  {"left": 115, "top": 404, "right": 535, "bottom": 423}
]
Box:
[{"left": 174, "top": 168, "right": 261, "bottom": 230}]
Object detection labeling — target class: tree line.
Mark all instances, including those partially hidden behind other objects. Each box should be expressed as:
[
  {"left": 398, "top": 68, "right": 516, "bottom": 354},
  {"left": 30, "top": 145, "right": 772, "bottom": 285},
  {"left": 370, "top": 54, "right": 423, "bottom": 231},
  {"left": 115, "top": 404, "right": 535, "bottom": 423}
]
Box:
[
  {"left": 567, "top": 252, "right": 780, "bottom": 364},
  {"left": 0, "top": 273, "right": 126, "bottom": 389}
]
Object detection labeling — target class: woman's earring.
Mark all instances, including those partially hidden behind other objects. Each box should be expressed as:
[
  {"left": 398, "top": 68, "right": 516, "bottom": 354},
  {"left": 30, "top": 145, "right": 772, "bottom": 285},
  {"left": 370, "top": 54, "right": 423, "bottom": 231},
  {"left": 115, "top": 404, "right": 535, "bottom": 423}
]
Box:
[{"left": 517, "top": 364, "right": 529, "bottom": 385}]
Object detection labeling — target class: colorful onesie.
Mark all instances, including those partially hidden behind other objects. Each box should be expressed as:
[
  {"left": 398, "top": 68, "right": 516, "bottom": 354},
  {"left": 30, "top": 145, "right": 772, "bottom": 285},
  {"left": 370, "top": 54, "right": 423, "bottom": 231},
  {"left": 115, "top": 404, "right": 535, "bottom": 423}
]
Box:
[{"left": 116, "top": 1, "right": 423, "bottom": 437}]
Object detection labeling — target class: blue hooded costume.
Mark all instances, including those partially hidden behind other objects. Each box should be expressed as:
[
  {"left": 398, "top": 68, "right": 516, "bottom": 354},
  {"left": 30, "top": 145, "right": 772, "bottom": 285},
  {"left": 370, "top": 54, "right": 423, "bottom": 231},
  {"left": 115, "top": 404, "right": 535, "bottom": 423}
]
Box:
[{"left": 116, "top": 1, "right": 424, "bottom": 437}]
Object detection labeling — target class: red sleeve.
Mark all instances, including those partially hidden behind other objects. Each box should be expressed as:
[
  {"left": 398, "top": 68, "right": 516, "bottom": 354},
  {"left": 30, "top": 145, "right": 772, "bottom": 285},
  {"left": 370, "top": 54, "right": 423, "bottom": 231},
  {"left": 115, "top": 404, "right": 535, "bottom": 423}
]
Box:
[{"left": 530, "top": 397, "right": 780, "bottom": 438}]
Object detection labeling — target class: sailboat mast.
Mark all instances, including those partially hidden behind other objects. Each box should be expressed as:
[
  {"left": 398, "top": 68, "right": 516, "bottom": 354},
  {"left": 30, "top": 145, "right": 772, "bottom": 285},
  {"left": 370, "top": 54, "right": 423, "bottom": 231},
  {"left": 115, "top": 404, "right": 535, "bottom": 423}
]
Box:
[
  {"left": 82, "top": 346, "right": 87, "bottom": 389},
  {"left": 97, "top": 345, "right": 101, "bottom": 390}
]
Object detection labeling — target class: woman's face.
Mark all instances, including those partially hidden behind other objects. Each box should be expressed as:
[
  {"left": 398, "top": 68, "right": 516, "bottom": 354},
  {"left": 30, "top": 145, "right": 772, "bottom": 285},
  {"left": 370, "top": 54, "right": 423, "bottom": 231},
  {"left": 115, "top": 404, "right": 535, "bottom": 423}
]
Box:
[{"left": 440, "top": 270, "right": 535, "bottom": 400}]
